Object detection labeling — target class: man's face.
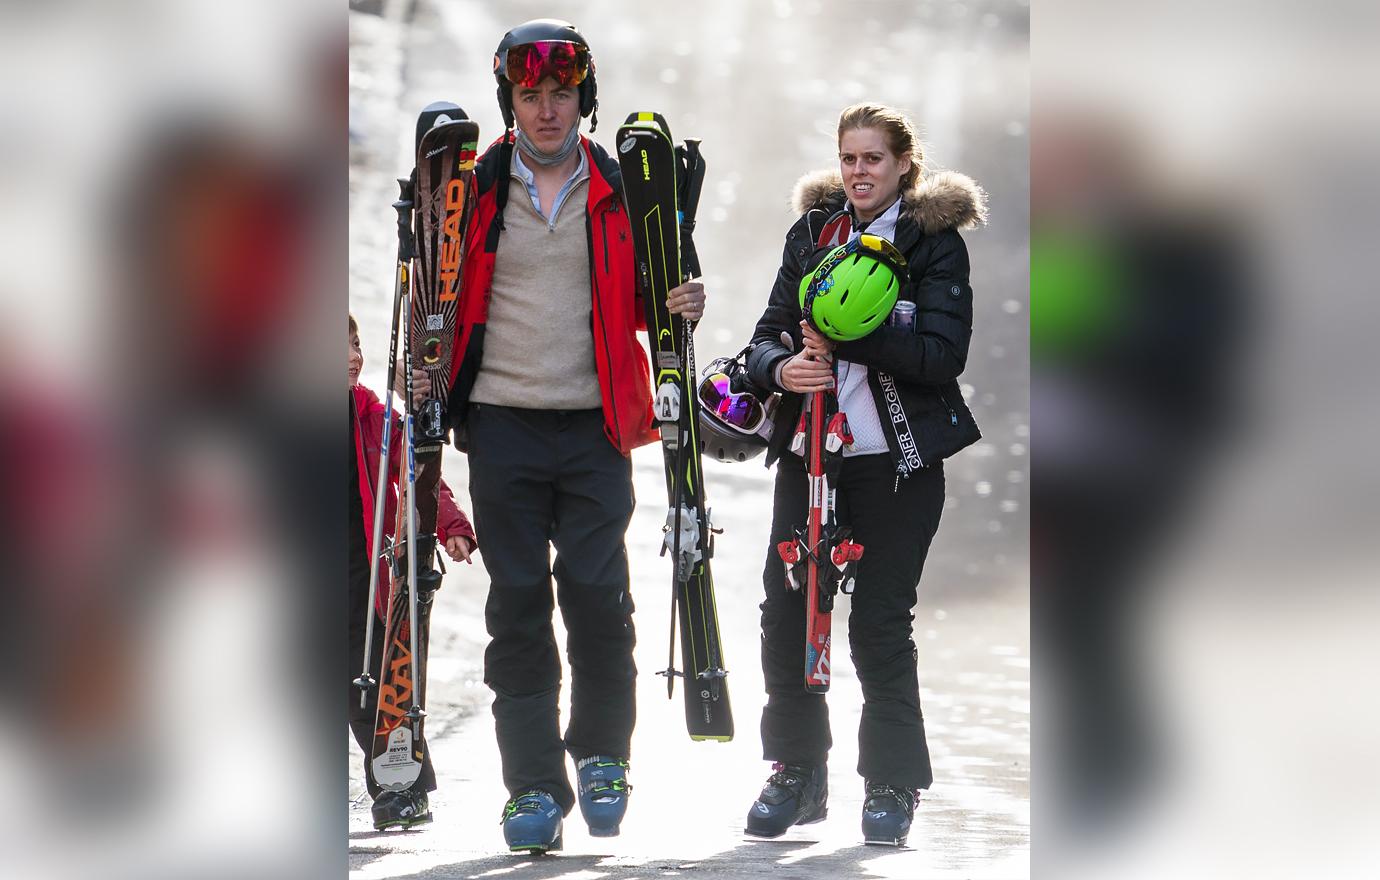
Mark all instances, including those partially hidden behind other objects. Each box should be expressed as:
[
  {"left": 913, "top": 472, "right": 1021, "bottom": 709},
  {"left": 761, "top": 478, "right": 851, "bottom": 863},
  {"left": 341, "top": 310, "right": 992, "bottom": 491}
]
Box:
[{"left": 512, "top": 77, "right": 580, "bottom": 155}]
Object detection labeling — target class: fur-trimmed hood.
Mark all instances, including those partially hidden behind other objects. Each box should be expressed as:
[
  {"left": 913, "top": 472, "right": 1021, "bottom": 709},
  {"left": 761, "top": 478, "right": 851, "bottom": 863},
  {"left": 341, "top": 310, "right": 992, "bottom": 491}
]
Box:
[{"left": 790, "top": 169, "right": 988, "bottom": 236}]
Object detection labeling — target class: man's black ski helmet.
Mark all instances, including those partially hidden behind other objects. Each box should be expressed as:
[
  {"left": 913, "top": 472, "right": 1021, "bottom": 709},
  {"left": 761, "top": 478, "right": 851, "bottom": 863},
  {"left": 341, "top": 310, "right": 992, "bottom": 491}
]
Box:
[{"left": 493, "top": 19, "right": 599, "bottom": 131}]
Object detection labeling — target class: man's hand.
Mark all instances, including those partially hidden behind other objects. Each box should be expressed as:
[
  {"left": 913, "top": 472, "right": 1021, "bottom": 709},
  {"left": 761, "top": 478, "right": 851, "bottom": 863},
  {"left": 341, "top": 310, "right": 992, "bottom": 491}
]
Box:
[
  {"left": 392, "top": 359, "right": 433, "bottom": 409},
  {"left": 779, "top": 352, "right": 836, "bottom": 393},
  {"left": 666, "top": 280, "right": 706, "bottom": 321},
  {"left": 799, "top": 320, "right": 836, "bottom": 360},
  {"left": 444, "top": 535, "right": 474, "bottom": 564}
]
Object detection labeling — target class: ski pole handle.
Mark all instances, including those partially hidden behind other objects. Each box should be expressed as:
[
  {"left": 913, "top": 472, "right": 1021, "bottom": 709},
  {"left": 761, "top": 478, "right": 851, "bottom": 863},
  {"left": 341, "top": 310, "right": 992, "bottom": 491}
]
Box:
[
  {"left": 676, "top": 140, "right": 705, "bottom": 280},
  {"left": 393, "top": 177, "right": 415, "bottom": 262}
]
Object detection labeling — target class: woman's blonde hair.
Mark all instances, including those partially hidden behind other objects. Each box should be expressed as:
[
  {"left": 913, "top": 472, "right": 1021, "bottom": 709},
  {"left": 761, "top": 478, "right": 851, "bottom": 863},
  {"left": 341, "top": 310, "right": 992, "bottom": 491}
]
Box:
[
  {"left": 837, "top": 103, "right": 924, "bottom": 193},
  {"left": 349, "top": 313, "right": 358, "bottom": 336}
]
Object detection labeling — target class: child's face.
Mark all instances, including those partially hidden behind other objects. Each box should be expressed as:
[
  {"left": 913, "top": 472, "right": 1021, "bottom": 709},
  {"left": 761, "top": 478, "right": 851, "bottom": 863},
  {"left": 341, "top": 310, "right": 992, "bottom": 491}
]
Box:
[{"left": 348, "top": 329, "right": 363, "bottom": 388}]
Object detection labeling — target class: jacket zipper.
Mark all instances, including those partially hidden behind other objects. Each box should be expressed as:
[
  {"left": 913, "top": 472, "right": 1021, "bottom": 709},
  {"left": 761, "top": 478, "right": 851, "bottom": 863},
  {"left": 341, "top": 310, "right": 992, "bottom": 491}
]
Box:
[
  {"left": 893, "top": 463, "right": 908, "bottom": 495},
  {"left": 600, "top": 205, "right": 611, "bottom": 274},
  {"left": 351, "top": 397, "right": 370, "bottom": 501},
  {"left": 587, "top": 207, "right": 624, "bottom": 445},
  {"left": 938, "top": 389, "right": 959, "bottom": 426}
]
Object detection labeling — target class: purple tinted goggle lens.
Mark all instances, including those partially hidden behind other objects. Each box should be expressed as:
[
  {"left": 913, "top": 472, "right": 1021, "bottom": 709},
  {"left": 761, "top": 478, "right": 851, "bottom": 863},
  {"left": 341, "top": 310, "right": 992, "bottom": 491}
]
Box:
[
  {"left": 700, "top": 372, "right": 764, "bottom": 432},
  {"left": 718, "top": 395, "right": 763, "bottom": 431}
]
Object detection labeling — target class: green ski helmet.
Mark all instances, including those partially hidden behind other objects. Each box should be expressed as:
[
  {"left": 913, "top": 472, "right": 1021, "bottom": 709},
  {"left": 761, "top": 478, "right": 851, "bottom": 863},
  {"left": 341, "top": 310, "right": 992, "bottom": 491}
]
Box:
[{"left": 798, "top": 233, "right": 908, "bottom": 341}]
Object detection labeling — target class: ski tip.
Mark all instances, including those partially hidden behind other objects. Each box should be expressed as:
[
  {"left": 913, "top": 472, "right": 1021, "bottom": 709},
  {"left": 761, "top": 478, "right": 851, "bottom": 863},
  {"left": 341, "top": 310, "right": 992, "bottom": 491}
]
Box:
[
  {"left": 420, "top": 100, "right": 464, "bottom": 115},
  {"left": 414, "top": 103, "right": 471, "bottom": 155},
  {"left": 619, "top": 111, "right": 672, "bottom": 139}
]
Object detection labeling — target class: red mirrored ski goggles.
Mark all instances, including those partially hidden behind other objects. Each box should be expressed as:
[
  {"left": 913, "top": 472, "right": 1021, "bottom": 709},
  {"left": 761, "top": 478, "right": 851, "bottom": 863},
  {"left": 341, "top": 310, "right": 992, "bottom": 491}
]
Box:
[{"left": 499, "top": 40, "right": 591, "bottom": 90}]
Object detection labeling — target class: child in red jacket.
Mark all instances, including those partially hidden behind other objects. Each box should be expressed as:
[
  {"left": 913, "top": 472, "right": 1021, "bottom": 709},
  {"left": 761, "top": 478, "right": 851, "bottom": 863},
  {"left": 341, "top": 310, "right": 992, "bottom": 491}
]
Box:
[{"left": 349, "top": 314, "right": 475, "bottom": 829}]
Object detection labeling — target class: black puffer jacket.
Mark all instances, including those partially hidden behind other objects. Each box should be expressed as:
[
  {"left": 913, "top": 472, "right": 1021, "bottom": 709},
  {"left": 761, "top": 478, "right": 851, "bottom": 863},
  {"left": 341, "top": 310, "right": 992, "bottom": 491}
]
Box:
[{"left": 747, "top": 168, "right": 988, "bottom": 476}]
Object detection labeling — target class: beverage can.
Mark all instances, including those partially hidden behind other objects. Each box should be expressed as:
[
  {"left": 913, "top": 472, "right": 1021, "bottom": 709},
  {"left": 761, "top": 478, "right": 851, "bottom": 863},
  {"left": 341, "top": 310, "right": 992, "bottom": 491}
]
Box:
[{"left": 888, "top": 300, "right": 917, "bottom": 332}]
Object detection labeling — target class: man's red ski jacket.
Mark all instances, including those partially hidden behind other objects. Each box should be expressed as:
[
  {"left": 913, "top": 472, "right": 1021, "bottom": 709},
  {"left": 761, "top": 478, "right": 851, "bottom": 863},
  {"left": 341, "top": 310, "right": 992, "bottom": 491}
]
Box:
[{"left": 446, "top": 135, "right": 659, "bottom": 456}]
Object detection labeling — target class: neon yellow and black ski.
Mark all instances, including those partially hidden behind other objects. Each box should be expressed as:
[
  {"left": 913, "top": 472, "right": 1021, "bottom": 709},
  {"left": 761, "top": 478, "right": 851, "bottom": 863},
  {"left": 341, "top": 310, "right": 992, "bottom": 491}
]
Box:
[{"left": 616, "top": 112, "right": 731, "bottom": 741}]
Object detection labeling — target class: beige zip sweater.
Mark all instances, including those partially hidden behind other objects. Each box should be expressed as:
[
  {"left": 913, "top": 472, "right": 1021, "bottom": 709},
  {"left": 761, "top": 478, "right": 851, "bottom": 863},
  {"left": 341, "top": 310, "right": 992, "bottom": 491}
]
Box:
[{"left": 469, "top": 176, "right": 602, "bottom": 410}]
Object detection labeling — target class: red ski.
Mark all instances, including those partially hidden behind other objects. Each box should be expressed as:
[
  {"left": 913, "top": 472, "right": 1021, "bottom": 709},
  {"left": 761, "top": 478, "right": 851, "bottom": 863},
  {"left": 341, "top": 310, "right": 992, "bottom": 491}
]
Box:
[{"left": 776, "top": 375, "right": 864, "bottom": 693}]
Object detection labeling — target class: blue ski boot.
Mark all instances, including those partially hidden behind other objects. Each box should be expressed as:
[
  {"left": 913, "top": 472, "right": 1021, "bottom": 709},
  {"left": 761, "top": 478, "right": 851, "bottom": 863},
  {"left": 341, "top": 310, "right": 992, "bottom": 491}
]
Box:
[
  {"left": 501, "top": 790, "right": 563, "bottom": 854},
  {"left": 576, "top": 756, "right": 632, "bottom": 837},
  {"left": 861, "top": 781, "right": 917, "bottom": 846},
  {"left": 744, "top": 762, "right": 828, "bottom": 838}
]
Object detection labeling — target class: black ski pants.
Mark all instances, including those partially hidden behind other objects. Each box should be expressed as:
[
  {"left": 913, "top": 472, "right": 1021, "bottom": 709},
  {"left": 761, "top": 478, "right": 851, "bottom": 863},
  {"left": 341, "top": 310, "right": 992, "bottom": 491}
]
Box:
[
  {"left": 467, "top": 403, "right": 637, "bottom": 815},
  {"left": 759, "top": 452, "right": 945, "bottom": 790},
  {"left": 348, "top": 557, "right": 436, "bottom": 798}
]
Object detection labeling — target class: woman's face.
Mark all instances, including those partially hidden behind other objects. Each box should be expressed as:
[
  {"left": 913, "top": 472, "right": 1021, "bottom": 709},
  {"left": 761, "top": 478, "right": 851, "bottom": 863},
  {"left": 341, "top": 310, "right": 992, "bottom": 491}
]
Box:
[
  {"left": 348, "top": 328, "right": 363, "bottom": 388},
  {"left": 839, "top": 126, "right": 909, "bottom": 223}
]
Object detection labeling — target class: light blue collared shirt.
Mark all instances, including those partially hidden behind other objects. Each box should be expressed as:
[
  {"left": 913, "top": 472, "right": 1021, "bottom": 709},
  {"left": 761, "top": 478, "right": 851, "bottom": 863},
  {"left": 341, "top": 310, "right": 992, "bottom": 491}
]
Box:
[{"left": 512, "top": 145, "right": 589, "bottom": 228}]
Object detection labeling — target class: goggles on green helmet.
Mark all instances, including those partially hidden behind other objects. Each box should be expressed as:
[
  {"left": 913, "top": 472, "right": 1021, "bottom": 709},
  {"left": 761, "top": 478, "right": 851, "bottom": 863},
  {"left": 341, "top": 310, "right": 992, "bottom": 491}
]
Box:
[
  {"left": 801, "top": 233, "right": 907, "bottom": 307},
  {"left": 799, "top": 233, "right": 908, "bottom": 342}
]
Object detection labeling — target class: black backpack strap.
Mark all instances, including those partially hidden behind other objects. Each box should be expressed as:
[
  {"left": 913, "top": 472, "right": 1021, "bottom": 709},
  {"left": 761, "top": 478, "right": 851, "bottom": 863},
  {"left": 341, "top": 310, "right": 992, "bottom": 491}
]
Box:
[{"left": 489, "top": 132, "right": 515, "bottom": 243}]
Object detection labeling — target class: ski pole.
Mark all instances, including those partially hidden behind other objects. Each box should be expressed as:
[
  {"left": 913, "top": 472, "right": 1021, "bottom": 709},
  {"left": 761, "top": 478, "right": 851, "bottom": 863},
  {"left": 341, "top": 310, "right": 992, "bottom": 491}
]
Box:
[
  {"left": 663, "top": 589, "right": 678, "bottom": 699},
  {"left": 661, "top": 138, "right": 707, "bottom": 694},
  {"left": 355, "top": 178, "right": 415, "bottom": 709},
  {"left": 402, "top": 295, "right": 426, "bottom": 733}
]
